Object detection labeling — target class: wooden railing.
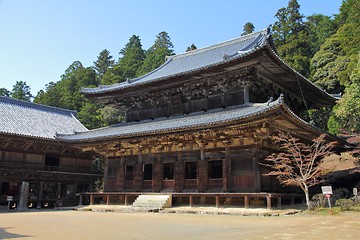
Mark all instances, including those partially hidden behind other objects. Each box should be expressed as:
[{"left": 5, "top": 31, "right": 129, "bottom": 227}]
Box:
[{"left": 0, "top": 162, "right": 96, "bottom": 174}]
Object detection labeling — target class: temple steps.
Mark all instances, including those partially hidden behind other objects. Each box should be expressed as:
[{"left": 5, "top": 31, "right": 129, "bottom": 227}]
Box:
[{"left": 131, "top": 194, "right": 172, "bottom": 212}]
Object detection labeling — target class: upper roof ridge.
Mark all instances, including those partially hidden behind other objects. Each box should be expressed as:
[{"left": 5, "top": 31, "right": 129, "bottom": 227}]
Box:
[{"left": 169, "top": 28, "right": 269, "bottom": 60}]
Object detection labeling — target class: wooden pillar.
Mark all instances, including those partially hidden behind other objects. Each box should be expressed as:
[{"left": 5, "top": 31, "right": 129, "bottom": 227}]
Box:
[
  {"left": 37, "top": 182, "right": 44, "bottom": 209},
  {"left": 57, "top": 182, "right": 61, "bottom": 199},
  {"left": 244, "top": 195, "right": 249, "bottom": 208},
  {"left": 90, "top": 194, "right": 94, "bottom": 205},
  {"left": 153, "top": 155, "right": 162, "bottom": 192},
  {"left": 106, "top": 195, "right": 110, "bottom": 205},
  {"left": 252, "top": 143, "right": 261, "bottom": 192},
  {"left": 197, "top": 149, "right": 208, "bottom": 192},
  {"left": 103, "top": 156, "right": 109, "bottom": 192},
  {"left": 124, "top": 195, "right": 128, "bottom": 206},
  {"left": 189, "top": 195, "right": 193, "bottom": 207},
  {"left": 215, "top": 195, "right": 220, "bottom": 208},
  {"left": 266, "top": 195, "right": 271, "bottom": 209},
  {"left": 79, "top": 194, "right": 83, "bottom": 206},
  {"left": 277, "top": 196, "right": 282, "bottom": 209},
  {"left": 116, "top": 157, "right": 125, "bottom": 191},
  {"left": 223, "top": 146, "right": 231, "bottom": 192},
  {"left": 174, "top": 153, "right": 184, "bottom": 192}
]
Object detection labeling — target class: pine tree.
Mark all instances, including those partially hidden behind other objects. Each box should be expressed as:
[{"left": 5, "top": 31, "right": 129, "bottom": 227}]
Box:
[
  {"left": 241, "top": 22, "right": 255, "bottom": 36},
  {"left": 186, "top": 44, "right": 197, "bottom": 52},
  {"left": 272, "top": 0, "right": 311, "bottom": 77},
  {"left": 137, "top": 31, "right": 174, "bottom": 76},
  {"left": 93, "top": 49, "right": 114, "bottom": 78},
  {"left": 11, "top": 81, "right": 33, "bottom": 101}
]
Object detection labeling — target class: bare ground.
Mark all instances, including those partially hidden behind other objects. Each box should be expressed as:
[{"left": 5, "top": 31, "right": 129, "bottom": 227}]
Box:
[{"left": 1, "top": 209, "right": 360, "bottom": 239}]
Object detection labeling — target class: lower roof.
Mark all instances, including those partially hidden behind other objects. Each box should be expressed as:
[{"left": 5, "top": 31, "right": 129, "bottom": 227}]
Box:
[
  {"left": 58, "top": 95, "right": 326, "bottom": 143},
  {"left": 0, "top": 96, "right": 88, "bottom": 140}
]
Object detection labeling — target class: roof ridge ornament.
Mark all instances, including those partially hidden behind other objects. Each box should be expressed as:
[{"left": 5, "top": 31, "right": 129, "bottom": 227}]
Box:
[{"left": 279, "top": 93, "right": 284, "bottom": 103}]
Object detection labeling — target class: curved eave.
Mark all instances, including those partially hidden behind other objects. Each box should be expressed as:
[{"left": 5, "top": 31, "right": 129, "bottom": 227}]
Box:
[
  {"left": 258, "top": 45, "right": 336, "bottom": 107},
  {"left": 58, "top": 98, "right": 341, "bottom": 146}
]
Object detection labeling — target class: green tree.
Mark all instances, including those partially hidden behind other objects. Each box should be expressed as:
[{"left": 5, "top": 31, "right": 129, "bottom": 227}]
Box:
[
  {"left": 241, "top": 22, "right": 255, "bottom": 36},
  {"left": 138, "top": 31, "right": 174, "bottom": 75},
  {"left": 93, "top": 49, "right": 115, "bottom": 78},
  {"left": 33, "top": 82, "right": 62, "bottom": 107},
  {"left": 0, "top": 88, "right": 10, "bottom": 97},
  {"left": 117, "top": 35, "right": 146, "bottom": 79},
  {"left": 331, "top": 55, "right": 360, "bottom": 133},
  {"left": 306, "top": 14, "right": 336, "bottom": 55},
  {"left": 310, "top": 0, "right": 360, "bottom": 93},
  {"left": 271, "top": 0, "right": 311, "bottom": 77},
  {"left": 186, "top": 44, "right": 197, "bottom": 52},
  {"left": 11, "top": 81, "right": 33, "bottom": 101}
]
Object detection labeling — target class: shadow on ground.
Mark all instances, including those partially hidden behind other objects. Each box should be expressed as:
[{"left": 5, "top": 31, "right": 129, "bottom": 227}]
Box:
[{"left": 0, "top": 227, "right": 32, "bottom": 239}]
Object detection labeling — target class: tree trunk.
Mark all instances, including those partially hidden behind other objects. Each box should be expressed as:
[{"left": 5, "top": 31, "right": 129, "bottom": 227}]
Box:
[{"left": 303, "top": 183, "right": 311, "bottom": 209}]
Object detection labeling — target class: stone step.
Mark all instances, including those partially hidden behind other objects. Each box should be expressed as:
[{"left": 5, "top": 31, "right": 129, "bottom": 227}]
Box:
[{"left": 132, "top": 194, "right": 172, "bottom": 210}]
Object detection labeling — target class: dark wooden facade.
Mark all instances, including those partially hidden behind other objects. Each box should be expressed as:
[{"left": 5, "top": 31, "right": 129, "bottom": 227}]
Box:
[{"left": 60, "top": 29, "right": 337, "bottom": 199}]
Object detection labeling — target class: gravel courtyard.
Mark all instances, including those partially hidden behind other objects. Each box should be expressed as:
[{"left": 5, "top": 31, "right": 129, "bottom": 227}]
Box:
[{"left": 1, "top": 210, "right": 360, "bottom": 239}]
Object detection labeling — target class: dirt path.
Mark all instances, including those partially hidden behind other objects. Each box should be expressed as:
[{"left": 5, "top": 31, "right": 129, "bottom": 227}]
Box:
[{"left": 1, "top": 210, "right": 360, "bottom": 239}]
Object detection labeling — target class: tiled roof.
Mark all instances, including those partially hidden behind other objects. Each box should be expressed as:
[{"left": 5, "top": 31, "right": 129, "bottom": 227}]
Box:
[
  {"left": 58, "top": 97, "right": 283, "bottom": 142},
  {"left": 81, "top": 29, "right": 269, "bottom": 95},
  {"left": 0, "top": 96, "right": 88, "bottom": 139}
]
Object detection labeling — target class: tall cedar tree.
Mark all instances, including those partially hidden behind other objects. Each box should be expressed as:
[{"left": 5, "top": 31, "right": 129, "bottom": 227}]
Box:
[
  {"left": 137, "top": 31, "right": 174, "bottom": 76},
  {"left": 11, "top": 81, "right": 33, "bottom": 102},
  {"left": 264, "top": 131, "right": 336, "bottom": 209},
  {"left": 93, "top": 49, "right": 115, "bottom": 78},
  {"left": 101, "top": 35, "right": 145, "bottom": 85},
  {"left": 272, "top": 0, "right": 312, "bottom": 77},
  {"left": 241, "top": 22, "right": 255, "bottom": 36}
]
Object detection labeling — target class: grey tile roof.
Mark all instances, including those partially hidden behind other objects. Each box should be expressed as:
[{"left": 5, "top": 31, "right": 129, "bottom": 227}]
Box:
[
  {"left": 0, "top": 96, "right": 88, "bottom": 139},
  {"left": 81, "top": 29, "right": 269, "bottom": 95},
  {"left": 58, "top": 97, "right": 283, "bottom": 142}
]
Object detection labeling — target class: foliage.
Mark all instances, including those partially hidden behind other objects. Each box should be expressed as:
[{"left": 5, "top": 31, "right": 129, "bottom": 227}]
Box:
[
  {"left": 306, "top": 14, "right": 336, "bottom": 55},
  {"left": 101, "top": 106, "right": 124, "bottom": 126},
  {"left": 186, "top": 44, "right": 197, "bottom": 52},
  {"left": 264, "top": 131, "right": 336, "bottom": 208},
  {"left": 10, "top": 81, "right": 33, "bottom": 101},
  {"left": 242, "top": 22, "right": 255, "bottom": 36},
  {"left": 271, "top": 0, "right": 312, "bottom": 77},
  {"left": 310, "top": 0, "right": 359, "bottom": 93},
  {"left": 118, "top": 35, "right": 146, "bottom": 79},
  {"left": 0, "top": 88, "right": 10, "bottom": 97},
  {"left": 93, "top": 49, "right": 115, "bottom": 78},
  {"left": 335, "top": 198, "right": 354, "bottom": 211},
  {"left": 137, "top": 31, "right": 174, "bottom": 76},
  {"left": 309, "top": 194, "right": 327, "bottom": 209},
  {"left": 331, "top": 56, "right": 360, "bottom": 132},
  {"left": 307, "top": 107, "right": 332, "bottom": 131}
]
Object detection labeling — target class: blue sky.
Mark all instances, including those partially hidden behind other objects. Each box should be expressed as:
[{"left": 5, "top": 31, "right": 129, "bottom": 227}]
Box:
[{"left": 0, "top": 0, "right": 343, "bottom": 97}]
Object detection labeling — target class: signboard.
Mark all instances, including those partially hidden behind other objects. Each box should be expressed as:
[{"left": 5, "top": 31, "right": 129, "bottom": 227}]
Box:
[
  {"left": 7, "top": 196, "right": 13, "bottom": 201},
  {"left": 321, "top": 186, "right": 333, "bottom": 195}
]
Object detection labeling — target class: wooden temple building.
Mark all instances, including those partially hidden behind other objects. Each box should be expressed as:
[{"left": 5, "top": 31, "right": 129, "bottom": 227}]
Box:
[
  {"left": 58, "top": 29, "right": 339, "bottom": 209},
  {"left": 0, "top": 97, "right": 100, "bottom": 208}
]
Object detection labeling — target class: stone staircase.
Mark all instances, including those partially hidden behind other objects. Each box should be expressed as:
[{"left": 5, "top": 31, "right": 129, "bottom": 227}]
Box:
[{"left": 131, "top": 194, "right": 172, "bottom": 212}]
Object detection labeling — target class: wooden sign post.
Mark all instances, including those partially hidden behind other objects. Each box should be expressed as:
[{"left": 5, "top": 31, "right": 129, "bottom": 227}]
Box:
[{"left": 321, "top": 186, "right": 333, "bottom": 214}]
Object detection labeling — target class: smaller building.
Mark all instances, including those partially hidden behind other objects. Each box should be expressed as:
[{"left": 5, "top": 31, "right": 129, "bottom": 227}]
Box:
[{"left": 0, "top": 96, "right": 100, "bottom": 208}]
